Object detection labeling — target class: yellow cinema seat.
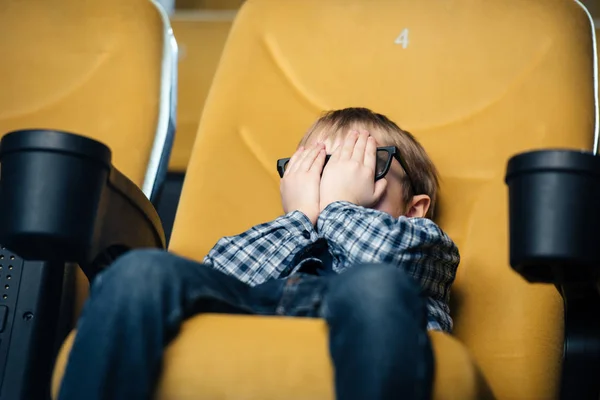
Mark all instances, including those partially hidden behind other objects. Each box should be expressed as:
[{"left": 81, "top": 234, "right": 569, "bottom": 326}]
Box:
[
  {"left": 0, "top": 0, "right": 177, "bottom": 327},
  {"left": 0, "top": 0, "right": 177, "bottom": 201},
  {"left": 53, "top": 0, "right": 598, "bottom": 398},
  {"left": 170, "top": 10, "right": 236, "bottom": 172}
]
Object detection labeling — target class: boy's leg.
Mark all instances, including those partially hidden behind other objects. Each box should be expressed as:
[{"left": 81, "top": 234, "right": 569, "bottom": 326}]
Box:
[
  {"left": 58, "top": 249, "right": 259, "bottom": 400},
  {"left": 321, "top": 264, "right": 435, "bottom": 400}
]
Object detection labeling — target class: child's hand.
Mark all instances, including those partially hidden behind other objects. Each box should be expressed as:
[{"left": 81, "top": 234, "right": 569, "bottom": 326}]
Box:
[
  {"left": 280, "top": 142, "right": 326, "bottom": 225},
  {"left": 320, "top": 130, "right": 387, "bottom": 211}
]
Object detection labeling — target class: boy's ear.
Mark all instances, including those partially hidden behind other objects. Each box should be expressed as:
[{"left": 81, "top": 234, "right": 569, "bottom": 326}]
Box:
[{"left": 405, "top": 195, "right": 431, "bottom": 218}]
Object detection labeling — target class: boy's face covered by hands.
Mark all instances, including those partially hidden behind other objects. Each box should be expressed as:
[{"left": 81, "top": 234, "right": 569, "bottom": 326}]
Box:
[
  {"left": 319, "top": 130, "right": 388, "bottom": 211},
  {"left": 280, "top": 126, "right": 415, "bottom": 224},
  {"left": 279, "top": 142, "right": 326, "bottom": 225}
]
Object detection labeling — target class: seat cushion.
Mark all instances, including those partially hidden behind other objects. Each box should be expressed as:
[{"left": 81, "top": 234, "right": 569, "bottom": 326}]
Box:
[{"left": 52, "top": 314, "right": 494, "bottom": 399}]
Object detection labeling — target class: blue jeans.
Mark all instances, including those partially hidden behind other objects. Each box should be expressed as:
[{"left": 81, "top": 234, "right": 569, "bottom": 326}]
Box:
[{"left": 58, "top": 249, "right": 434, "bottom": 400}]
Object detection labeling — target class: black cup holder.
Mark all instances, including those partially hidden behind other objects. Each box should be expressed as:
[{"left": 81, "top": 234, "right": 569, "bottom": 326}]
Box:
[
  {"left": 0, "top": 129, "right": 165, "bottom": 279},
  {"left": 505, "top": 149, "right": 600, "bottom": 284}
]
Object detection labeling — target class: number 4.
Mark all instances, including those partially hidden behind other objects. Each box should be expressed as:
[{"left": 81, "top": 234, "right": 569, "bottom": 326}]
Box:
[{"left": 395, "top": 28, "right": 409, "bottom": 48}]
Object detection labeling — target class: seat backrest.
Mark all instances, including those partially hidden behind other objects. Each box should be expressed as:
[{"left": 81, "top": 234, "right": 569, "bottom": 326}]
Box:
[
  {"left": 0, "top": 0, "right": 177, "bottom": 201},
  {"left": 170, "top": 10, "right": 235, "bottom": 172},
  {"left": 169, "top": 1, "right": 597, "bottom": 398},
  {"left": 0, "top": 0, "right": 178, "bottom": 322}
]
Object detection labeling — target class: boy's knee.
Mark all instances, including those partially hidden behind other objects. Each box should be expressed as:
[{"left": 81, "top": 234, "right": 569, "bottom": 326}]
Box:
[
  {"left": 96, "top": 248, "right": 175, "bottom": 292},
  {"left": 325, "top": 264, "right": 422, "bottom": 317},
  {"left": 332, "top": 264, "right": 419, "bottom": 298}
]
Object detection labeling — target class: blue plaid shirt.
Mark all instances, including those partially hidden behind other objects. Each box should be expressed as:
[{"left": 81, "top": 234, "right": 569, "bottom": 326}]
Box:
[{"left": 203, "top": 201, "right": 460, "bottom": 332}]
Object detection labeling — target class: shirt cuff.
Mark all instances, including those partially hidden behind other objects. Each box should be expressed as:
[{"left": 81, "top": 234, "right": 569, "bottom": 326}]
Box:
[
  {"left": 278, "top": 210, "right": 319, "bottom": 241},
  {"left": 317, "top": 201, "right": 358, "bottom": 233},
  {"left": 317, "top": 201, "right": 396, "bottom": 234}
]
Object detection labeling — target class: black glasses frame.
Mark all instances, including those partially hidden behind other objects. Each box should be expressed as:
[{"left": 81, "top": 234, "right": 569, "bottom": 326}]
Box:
[{"left": 276, "top": 146, "right": 416, "bottom": 194}]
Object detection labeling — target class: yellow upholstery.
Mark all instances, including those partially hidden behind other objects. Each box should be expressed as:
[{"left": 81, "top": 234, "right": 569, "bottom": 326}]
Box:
[
  {"left": 170, "top": 11, "right": 235, "bottom": 171},
  {"left": 53, "top": 316, "right": 492, "bottom": 400},
  {"left": 53, "top": 0, "right": 597, "bottom": 399},
  {"left": 0, "top": 0, "right": 167, "bottom": 186},
  {"left": 0, "top": 0, "right": 174, "bottom": 320},
  {"left": 176, "top": 0, "right": 245, "bottom": 10}
]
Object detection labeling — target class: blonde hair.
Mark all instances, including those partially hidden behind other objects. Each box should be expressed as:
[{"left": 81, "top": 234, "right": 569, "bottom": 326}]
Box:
[{"left": 300, "top": 107, "right": 439, "bottom": 219}]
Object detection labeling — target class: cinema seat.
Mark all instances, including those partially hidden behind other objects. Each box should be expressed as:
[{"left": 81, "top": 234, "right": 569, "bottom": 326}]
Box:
[
  {"left": 53, "top": 0, "right": 599, "bottom": 398},
  {"left": 0, "top": 0, "right": 177, "bottom": 202},
  {"left": 0, "top": 0, "right": 177, "bottom": 398},
  {"left": 170, "top": 10, "right": 236, "bottom": 172}
]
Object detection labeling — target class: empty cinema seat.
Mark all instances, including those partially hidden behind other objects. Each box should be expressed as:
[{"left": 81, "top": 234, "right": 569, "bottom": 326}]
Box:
[
  {"left": 0, "top": 0, "right": 177, "bottom": 308},
  {"left": 169, "top": 10, "right": 236, "bottom": 172},
  {"left": 0, "top": 0, "right": 177, "bottom": 202},
  {"left": 52, "top": 0, "right": 599, "bottom": 399},
  {"left": 0, "top": 0, "right": 177, "bottom": 398}
]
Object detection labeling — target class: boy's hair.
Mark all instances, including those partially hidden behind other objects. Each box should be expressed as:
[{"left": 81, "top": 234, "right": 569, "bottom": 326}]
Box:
[{"left": 299, "top": 107, "right": 440, "bottom": 219}]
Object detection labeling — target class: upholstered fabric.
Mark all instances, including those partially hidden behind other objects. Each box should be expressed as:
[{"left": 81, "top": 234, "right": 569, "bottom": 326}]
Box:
[
  {"left": 0, "top": 0, "right": 165, "bottom": 185},
  {"left": 52, "top": 316, "right": 493, "bottom": 400},
  {"left": 170, "top": 10, "right": 235, "bottom": 171}
]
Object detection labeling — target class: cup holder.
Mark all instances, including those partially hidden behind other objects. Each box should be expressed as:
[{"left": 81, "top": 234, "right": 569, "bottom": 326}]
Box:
[
  {"left": 0, "top": 129, "right": 165, "bottom": 278},
  {"left": 505, "top": 149, "right": 600, "bottom": 284}
]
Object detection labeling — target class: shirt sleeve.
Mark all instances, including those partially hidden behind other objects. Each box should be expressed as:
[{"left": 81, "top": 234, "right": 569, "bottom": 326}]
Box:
[
  {"left": 202, "top": 211, "right": 319, "bottom": 286},
  {"left": 316, "top": 201, "right": 460, "bottom": 304}
]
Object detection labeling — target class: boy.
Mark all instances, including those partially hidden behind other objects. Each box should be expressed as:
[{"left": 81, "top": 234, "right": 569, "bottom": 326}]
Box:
[{"left": 59, "top": 108, "right": 459, "bottom": 400}]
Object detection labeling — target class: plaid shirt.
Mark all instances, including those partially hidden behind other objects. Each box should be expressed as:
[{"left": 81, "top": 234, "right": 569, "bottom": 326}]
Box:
[{"left": 204, "top": 201, "right": 460, "bottom": 332}]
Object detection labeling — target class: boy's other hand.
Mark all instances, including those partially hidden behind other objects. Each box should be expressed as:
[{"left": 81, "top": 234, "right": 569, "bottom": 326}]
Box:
[
  {"left": 280, "top": 142, "right": 326, "bottom": 225},
  {"left": 320, "top": 130, "right": 387, "bottom": 211}
]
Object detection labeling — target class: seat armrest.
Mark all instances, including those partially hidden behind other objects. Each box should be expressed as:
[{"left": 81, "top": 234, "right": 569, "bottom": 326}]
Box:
[{"left": 0, "top": 129, "right": 166, "bottom": 280}]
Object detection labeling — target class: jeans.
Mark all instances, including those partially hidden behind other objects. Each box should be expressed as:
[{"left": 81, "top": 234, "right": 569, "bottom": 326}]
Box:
[{"left": 58, "top": 249, "right": 434, "bottom": 400}]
